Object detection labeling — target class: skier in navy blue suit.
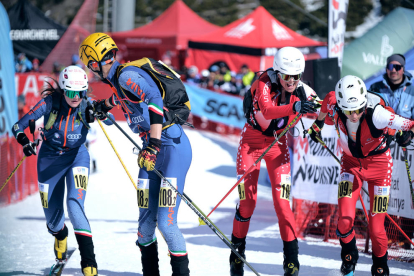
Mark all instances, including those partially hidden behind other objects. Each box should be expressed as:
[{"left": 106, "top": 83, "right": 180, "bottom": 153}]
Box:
[
  {"left": 79, "top": 33, "right": 192, "bottom": 276},
  {"left": 12, "top": 66, "right": 113, "bottom": 276}
]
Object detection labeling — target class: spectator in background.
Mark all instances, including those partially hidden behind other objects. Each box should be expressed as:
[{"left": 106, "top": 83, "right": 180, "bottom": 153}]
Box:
[
  {"left": 207, "top": 65, "right": 220, "bottom": 90},
  {"left": 15, "top": 53, "right": 33, "bottom": 73},
  {"left": 220, "top": 71, "right": 239, "bottom": 95},
  {"left": 370, "top": 54, "right": 414, "bottom": 250},
  {"left": 186, "top": 65, "right": 201, "bottom": 84},
  {"left": 17, "top": 94, "right": 29, "bottom": 119},
  {"left": 370, "top": 54, "right": 414, "bottom": 119},
  {"left": 32, "top": 58, "right": 40, "bottom": 72},
  {"left": 199, "top": 69, "right": 210, "bottom": 88},
  {"left": 240, "top": 64, "right": 255, "bottom": 90}
]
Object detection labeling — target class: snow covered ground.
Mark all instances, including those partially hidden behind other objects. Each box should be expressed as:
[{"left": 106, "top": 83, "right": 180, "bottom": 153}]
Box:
[{"left": 0, "top": 122, "right": 413, "bottom": 276}]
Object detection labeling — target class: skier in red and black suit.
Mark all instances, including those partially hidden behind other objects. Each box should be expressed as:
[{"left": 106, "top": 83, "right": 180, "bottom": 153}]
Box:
[
  {"left": 230, "top": 47, "right": 319, "bottom": 276},
  {"left": 308, "top": 75, "right": 414, "bottom": 276}
]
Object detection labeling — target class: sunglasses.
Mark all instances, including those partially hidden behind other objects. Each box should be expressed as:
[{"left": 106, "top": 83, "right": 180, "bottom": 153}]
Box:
[
  {"left": 278, "top": 72, "right": 302, "bottom": 82},
  {"left": 64, "top": 89, "right": 86, "bottom": 99},
  {"left": 387, "top": 64, "right": 403, "bottom": 71},
  {"left": 88, "top": 58, "right": 114, "bottom": 71},
  {"left": 343, "top": 106, "right": 366, "bottom": 116}
]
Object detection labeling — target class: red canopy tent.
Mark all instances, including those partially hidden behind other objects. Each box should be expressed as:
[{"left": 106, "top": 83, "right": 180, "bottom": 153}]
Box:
[
  {"left": 111, "top": 0, "right": 220, "bottom": 69},
  {"left": 186, "top": 6, "right": 325, "bottom": 72}
]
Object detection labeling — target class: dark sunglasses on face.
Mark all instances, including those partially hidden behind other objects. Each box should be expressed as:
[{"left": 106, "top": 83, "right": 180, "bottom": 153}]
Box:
[
  {"left": 64, "top": 89, "right": 87, "bottom": 99},
  {"left": 387, "top": 64, "right": 403, "bottom": 71},
  {"left": 343, "top": 106, "right": 366, "bottom": 116},
  {"left": 278, "top": 72, "right": 302, "bottom": 82}
]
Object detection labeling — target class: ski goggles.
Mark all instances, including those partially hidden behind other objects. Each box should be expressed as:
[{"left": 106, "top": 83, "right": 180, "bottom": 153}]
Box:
[
  {"left": 88, "top": 50, "right": 116, "bottom": 71},
  {"left": 278, "top": 72, "right": 302, "bottom": 82},
  {"left": 343, "top": 106, "right": 366, "bottom": 116},
  {"left": 386, "top": 64, "right": 403, "bottom": 71},
  {"left": 64, "top": 89, "right": 87, "bottom": 99}
]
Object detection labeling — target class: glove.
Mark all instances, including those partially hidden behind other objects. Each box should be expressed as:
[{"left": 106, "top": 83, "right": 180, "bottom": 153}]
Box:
[
  {"left": 93, "top": 99, "right": 113, "bottom": 120},
  {"left": 308, "top": 119, "right": 325, "bottom": 143},
  {"left": 85, "top": 104, "right": 95, "bottom": 123},
  {"left": 16, "top": 133, "right": 37, "bottom": 157},
  {"left": 396, "top": 131, "right": 413, "bottom": 147},
  {"left": 138, "top": 138, "right": 162, "bottom": 171},
  {"left": 293, "top": 100, "right": 318, "bottom": 114}
]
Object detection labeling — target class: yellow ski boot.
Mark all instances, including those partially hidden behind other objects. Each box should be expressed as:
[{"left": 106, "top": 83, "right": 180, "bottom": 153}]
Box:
[{"left": 82, "top": 266, "right": 98, "bottom": 276}]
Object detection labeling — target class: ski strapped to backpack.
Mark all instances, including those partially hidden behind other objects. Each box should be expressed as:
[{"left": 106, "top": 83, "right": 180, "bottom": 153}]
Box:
[
  {"left": 44, "top": 92, "right": 91, "bottom": 131},
  {"left": 115, "top": 57, "right": 192, "bottom": 129}
]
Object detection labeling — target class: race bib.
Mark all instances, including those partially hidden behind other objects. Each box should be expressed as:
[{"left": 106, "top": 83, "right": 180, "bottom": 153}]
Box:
[
  {"left": 38, "top": 182, "right": 49, "bottom": 208},
  {"left": 137, "top": 178, "right": 150, "bottom": 209},
  {"left": 237, "top": 175, "right": 246, "bottom": 200},
  {"left": 338, "top": 173, "right": 354, "bottom": 199},
  {"left": 372, "top": 186, "right": 390, "bottom": 213},
  {"left": 280, "top": 174, "right": 291, "bottom": 201},
  {"left": 73, "top": 167, "right": 88, "bottom": 191},
  {"left": 159, "top": 178, "right": 177, "bottom": 207}
]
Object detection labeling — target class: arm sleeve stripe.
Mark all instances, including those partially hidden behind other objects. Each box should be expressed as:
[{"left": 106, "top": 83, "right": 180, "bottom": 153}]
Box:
[{"left": 148, "top": 103, "right": 163, "bottom": 116}]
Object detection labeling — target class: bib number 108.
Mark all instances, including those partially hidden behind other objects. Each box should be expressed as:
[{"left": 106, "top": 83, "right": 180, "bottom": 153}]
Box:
[{"left": 159, "top": 178, "right": 177, "bottom": 207}]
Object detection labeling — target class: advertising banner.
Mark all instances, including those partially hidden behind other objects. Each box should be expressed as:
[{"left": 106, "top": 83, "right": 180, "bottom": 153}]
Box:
[
  {"left": 184, "top": 83, "right": 245, "bottom": 129},
  {"left": 328, "top": 0, "right": 349, "bottom": 69}
]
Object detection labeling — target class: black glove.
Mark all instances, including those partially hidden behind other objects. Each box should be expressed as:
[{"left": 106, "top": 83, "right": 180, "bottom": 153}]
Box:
[
  {"left": 308, "top": 119, "right": 325, "bottom": 143},
  {"left": 396, "top": 131, "right": 414, "bottom": 147},
  {"left": 85, "top": 104, "right": 95, "bottom": 123},
  {"left": 93, "top": 99, "right": 113, "bottom": 120},
  {"left": 293, "top": 100, "right": 317, "bottom": 114},
  {"left": 16, "top": 133, "right": 37, "bottom": 157},
  {"left": 138, "top": 138, "right": 162, "bottom": 171}
]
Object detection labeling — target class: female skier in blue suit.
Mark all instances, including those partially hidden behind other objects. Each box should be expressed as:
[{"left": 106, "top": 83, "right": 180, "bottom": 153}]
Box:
[{"left": 12, "top": 66, "right": 113, "bottom": 276}]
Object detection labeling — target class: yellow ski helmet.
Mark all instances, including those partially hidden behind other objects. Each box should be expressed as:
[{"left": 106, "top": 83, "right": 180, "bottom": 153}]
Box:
[{"left": 79, "top": 33, "right": 118, "bottom": 68}]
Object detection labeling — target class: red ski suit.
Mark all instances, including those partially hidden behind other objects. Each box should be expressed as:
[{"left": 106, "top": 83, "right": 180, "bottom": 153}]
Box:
[
  {"left": 322, "top": 91, "right": 414, "bottom": 257},
  {"left": 233, "top": 72, "right": 316, "bottom": 242}
]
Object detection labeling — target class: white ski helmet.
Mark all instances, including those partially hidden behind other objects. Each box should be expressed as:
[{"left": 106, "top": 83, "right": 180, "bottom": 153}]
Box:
[
  {"left": 335, "top": 75, "right": 367, "bottom": 111},
  {"left": 273, "top": 47, "right": 305, "bottom": 75},
  {"left": 59, "top": 65, "right": 88, "bottom": 91}
]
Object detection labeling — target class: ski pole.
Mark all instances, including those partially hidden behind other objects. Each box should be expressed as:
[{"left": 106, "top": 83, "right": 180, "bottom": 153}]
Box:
[
  {"left": 1, "top": 120, "right": 39, "bottom": 193},
  {"left": 397, "top": 130, "right": 414, "bottom": 207},
  {"left": 1, "top": 156, "right": 26, "bottom": 193},
  {"left": 204, "top": 113, "right": 302, "bottom": 221},
  {"left": 97, "top": 119, "right": 137, "bottom": 190},
  {"left": 401, "top": 147, "right": 414, "bottom": 207},
  {"left": 102, "top": 112, "right": 261, "bottom": 275},
  {"left": 310, "top": 133, "right": 369, "bottom": 223}
]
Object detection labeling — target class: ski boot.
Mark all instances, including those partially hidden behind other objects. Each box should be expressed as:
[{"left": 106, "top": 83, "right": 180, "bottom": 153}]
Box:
[
  {"left": 137, "top": 240, "right": 160, "bottom": 276},
  {"left": 76, "top": 233, "right": 98, "bottom": 276},
  {"left": 371, "top": 252, "right": 389, "bottom": 276},
  {"left": 229, "top": 234, "right": 246, "bottom": 276},
  {"left": 340, "top": 237, "right": 359, "bottom": 276},
  {"left": 49, "top": 225, "right": 69, "bottom": 276},
  {"left": 170, "top": 254, "right": 190, "bottom": 276},
  {"left": 82, "top": 266, "right": 98, "bottom": 276},
  {"left": 283, "top": 239, "right": 300, "bottom": 276}
]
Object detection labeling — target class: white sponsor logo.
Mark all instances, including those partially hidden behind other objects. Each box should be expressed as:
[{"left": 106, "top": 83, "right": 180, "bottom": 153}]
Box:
[
  {"left": 67, "top": 134, "right": 82, "bottom": 140},
  {"left": 225, "top": 18, "right": 256, "bottom": 38},
  {"left": 54, "top": 133, "right": 60, "bottom": 139},
  {"left": 137, "top": 178, "right": 150, "bottom": 189},
  {"left": 272, "top": 20, "right": 293, "bottom": 40},
  {"left": 374, "top": 186, "right": 390, "bottom": 196},
  {"left": 362, "top": 35, "right": 394, "bottom": 66},
  {"left": 10, "top": 29, "right": 60, "bottom": 40},
  {"left": 131, "top": 116, "right": 144, "bottom": 124},
  {"left": 38, "top": 182, "right": 49, "bottom": 193},
  {"left": 13, "top": 124, "right": 19, "bottom": 131},
  {"left": 347, "top": 97, "right": 357, "bottom": 103}
]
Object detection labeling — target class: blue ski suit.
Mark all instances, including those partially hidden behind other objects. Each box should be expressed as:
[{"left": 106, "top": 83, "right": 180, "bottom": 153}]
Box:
[
  {"left": 105, "top": 60, "right": 192, "bottom": 256},
  {"left": 12, "top": 94, "right": 113, "bottom": 236}
]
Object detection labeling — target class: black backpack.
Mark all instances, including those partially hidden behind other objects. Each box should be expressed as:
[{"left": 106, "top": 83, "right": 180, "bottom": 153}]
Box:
[{"left": 116, "top": 58, "right": 192, "bottom": 129}]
